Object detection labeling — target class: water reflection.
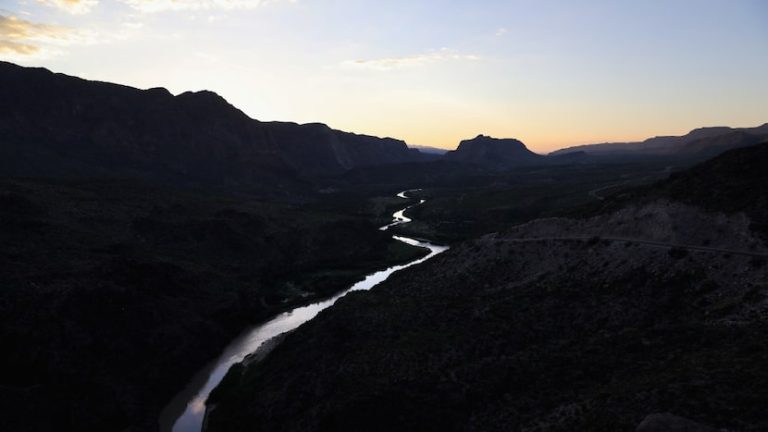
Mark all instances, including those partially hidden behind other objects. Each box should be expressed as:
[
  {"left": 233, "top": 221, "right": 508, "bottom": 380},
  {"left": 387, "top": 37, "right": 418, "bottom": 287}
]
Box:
[
  {"left": 379, "top": 195, "right": 425, "bottom": 231},
  {"left": 159, "top": 191, "right": 447, "bottom": 432}
]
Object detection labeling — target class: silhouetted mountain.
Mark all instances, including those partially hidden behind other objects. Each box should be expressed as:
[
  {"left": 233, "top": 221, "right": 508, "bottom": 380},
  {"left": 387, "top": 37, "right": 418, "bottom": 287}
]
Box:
[
  {"left": 443, "top": 135, "right": 544, "bottom": 168},
  {"left": 408, "top": 144, "right": 449, "bottom": 156},
  {"left": 551, "top": 124, "right": 768, "bottom": 159},
  {"left": 682, "top": 131, "right": 767, "bottom": 159},
  {"left": 0, "top": 61, "right": 425, "bottom": 186}
]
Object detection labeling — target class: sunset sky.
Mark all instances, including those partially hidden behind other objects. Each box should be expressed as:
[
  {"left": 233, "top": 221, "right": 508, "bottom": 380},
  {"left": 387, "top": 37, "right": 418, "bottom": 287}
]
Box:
[{"left": 1, "top": 0, "right": 767, "bottom": 152}]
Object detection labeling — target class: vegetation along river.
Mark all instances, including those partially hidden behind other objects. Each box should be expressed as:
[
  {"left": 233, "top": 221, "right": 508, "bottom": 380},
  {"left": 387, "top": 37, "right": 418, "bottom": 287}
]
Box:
[{"left": 159, "top": 190, "right": 449, "bottom": 432}]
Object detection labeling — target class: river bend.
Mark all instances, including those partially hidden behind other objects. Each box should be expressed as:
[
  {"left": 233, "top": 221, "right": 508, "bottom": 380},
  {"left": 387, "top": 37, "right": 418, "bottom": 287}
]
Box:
[{"left": 159, "top": 190, "right": 448, "bottom": 432}]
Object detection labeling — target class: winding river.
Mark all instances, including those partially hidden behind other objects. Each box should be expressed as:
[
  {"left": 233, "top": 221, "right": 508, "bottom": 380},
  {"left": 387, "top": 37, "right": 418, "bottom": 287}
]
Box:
[{"left": 159, "top": 190, "right": 448, "bottom": 432}]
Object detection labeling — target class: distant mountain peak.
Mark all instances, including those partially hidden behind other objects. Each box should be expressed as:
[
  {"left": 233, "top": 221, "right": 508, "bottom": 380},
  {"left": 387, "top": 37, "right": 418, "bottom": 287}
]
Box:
[
  {"left": 146, "top": 87, "right": 172, "bottom": 97},
  {"left": 456, "top": 135, "right": 529, "bottom": 152},
  {"left": 469, "top": 134, "right": 516, "bottom": 141},
  {"left": 444, "top": 135, "right": 542, "bottom": 168},
  {"left": 176, "top": 89, "right": 234, "bottom": 106}
]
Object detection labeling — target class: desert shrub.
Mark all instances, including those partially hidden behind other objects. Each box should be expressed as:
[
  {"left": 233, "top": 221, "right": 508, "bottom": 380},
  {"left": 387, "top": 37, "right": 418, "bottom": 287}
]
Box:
[{"left": 668, "top": 247, "right": 689, "bottom": 259}]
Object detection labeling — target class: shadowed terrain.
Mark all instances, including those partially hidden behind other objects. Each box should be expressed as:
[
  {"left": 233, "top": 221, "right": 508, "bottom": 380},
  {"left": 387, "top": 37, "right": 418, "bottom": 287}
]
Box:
[
  {"left": 206, "top": 144, "right": 768, "bottom": 432},
  {"left": 0, "top": 179, "right": 426, "bottom": 432}
]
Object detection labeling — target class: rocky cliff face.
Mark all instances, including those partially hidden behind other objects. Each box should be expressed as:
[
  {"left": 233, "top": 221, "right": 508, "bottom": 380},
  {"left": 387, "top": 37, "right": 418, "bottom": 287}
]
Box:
[
  {"left": 443, "top": 135, "right": 544, "bottom": 168},
  {"left": 0, "top": 61, "right": 424, "bottom": 186},
  {"left": 263, "top": 122, "right": 419, "bottom": 177}
]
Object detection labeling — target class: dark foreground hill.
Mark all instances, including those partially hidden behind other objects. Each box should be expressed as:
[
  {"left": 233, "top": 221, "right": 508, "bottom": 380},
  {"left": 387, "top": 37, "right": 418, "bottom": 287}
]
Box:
[
  {"left": 206, "top": 145, "right": 768, "bottom": 432},
  {"left": 0, "top": 61, "right": 424, "bottom": 187},
  {"left": 600, "top": 142, "right": 768, "bottom": 237}
]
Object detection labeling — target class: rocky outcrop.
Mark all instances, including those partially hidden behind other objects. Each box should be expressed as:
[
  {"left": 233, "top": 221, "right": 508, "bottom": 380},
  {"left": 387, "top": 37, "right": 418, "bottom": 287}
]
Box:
[{"left": 604, "top": 143, "right": 768, "bottom": 237}]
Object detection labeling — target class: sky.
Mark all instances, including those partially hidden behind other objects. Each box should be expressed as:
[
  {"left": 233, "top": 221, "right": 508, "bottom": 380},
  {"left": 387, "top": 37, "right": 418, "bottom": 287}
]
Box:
[{"left": 1, "top": 0, "right": 767, "bottom": 152}]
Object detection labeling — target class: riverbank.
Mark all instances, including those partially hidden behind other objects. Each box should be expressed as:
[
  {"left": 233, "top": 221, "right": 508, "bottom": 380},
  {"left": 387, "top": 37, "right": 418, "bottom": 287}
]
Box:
[
  {"left": 161, "top": 191, "right": 447, "bottom": 432},
  {"left": 159, "top": 241, "right": 432, "bottom": 432},
  {"left": 0, "top": 179, "right": 429, "bottom": 432}
]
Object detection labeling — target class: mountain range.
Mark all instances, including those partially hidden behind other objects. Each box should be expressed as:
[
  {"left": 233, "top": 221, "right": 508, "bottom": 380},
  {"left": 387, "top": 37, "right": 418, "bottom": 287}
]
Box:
[
  {"left": 3, "top": 61, "right": 766, "bottom": 184},
  {"left": 0, "top": 61, "right": 426, "bottom": 187},
  {"left": 550, "top": 124, "right": 768, "bottom": 159}
]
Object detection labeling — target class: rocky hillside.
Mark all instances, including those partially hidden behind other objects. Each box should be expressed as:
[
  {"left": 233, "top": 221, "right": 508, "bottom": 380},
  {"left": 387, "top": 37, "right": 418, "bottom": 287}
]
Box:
[
  {"left": 0, "top": 61, "right": 424, "bottom": 186},
  {"left": 602, "top": 143, "right": 768, "bottom": 237},
  {"left": 443, "top": 135, "right": 544, "bottom": 168},
  {"left": 205, "top": 145, "right": 768, "bottom": 432}
]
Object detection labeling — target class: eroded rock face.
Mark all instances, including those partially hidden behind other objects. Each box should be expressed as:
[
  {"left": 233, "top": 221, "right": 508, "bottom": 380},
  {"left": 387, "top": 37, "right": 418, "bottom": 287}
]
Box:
[{"left": 637, "top": 413, "right": 719, "bottom": 432}]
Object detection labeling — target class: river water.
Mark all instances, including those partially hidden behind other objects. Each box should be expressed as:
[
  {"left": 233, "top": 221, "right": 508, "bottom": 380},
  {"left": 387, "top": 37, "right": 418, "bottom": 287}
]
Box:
[{"left": 159, "top": 190, "right": 448, "bottom": 432}]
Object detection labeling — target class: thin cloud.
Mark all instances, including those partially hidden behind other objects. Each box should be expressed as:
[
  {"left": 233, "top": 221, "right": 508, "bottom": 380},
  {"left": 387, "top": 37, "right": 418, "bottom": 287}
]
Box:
[
  {"left": 495, "top": 27, "right": 508, "bottom": 37},
  {"left": 36, "top": 0, "right": 99, "bottom": 15},
  {"left": 0, "top": 15, "right": 73, "bottom": 42},
  {"left": 343, "top": 48, "right": 480, "bottom": 71},
  {"left": 0, "top": 14, "right": 96, "bottom": 61},
  {"left": 122, "top": 0, "right": 294, "bottom": 13},
  {"left": 0, "top": 39, "right": 40, "bottom": 55}
]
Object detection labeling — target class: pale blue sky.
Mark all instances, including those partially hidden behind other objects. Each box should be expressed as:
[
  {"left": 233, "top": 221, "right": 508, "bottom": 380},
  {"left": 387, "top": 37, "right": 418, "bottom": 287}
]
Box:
[{"left": 1, "top": 0, "right": 766, "bottom": 151}]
